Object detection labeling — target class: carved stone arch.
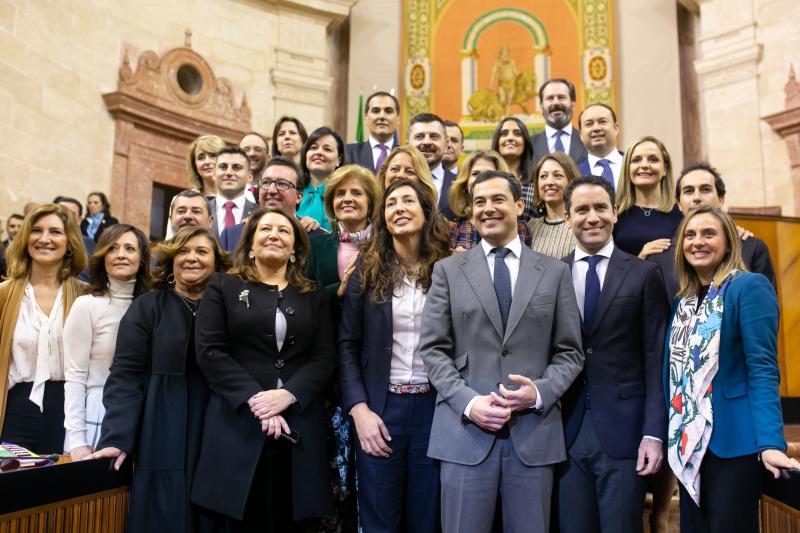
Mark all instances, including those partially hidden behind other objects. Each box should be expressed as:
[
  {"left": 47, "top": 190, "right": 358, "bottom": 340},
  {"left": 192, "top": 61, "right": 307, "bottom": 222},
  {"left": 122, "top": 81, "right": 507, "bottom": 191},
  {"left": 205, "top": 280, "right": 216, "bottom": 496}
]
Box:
[{"left": 103, "top": 40, "right": 251, "bottom": 238}]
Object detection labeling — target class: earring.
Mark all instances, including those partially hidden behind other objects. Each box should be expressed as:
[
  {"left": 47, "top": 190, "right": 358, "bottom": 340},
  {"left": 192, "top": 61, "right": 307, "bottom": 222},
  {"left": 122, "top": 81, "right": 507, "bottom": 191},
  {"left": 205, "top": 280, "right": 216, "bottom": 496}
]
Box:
[
  {"left": 248, "top": 250, "right": 255, "bottom": 259},
  {"left": 65, "top": 249, "right": 73, "bottom": 258},
  {"left": 166, "top": 273, "right": 175, "bottom": 285},
  {"left": 289, "top": 253, "right": 296, "bottom": 264}
]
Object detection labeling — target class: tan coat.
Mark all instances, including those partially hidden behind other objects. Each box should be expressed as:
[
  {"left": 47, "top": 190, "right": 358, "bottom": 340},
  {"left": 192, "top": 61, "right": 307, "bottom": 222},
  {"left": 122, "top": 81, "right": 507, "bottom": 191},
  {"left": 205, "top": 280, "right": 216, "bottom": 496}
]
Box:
[{"left": 0, "top": 277, "right": 82, "bottom": 431}]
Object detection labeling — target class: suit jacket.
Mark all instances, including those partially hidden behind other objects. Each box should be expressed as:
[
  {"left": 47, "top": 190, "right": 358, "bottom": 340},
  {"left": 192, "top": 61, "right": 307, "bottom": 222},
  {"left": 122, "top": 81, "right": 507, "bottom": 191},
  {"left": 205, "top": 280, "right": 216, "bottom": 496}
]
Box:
[
  {"left": 438, "top": 167, "right": 457, "bottom": 220},
  {"left": 532, "top": 128, "right": 587, "bottom": 166},
  {"left": 562, "top": 247, "right": 669, "bottom": 459},
  {"left": 420, "top": 245, "right": 584, "bottom": 466},
  {"left": 344, "top": 141, "right": 376, "bottom": 172},
  {"left": 80, "top": 213, "right": 119, "bottom": 242},
  {"left": 648, "top": 235, "right": 776, "bottom": 302},
  {"left": 306, "top": 232, "right": 340, "bottom": 299},
  {"left": 208, "top": 197, "right": 257, "bottom": 237},
  {"left": 576, "top": 149, "right": 624, "bottom": 178},
  {"left": 339, "top": 269, "right": 410, "bottom": 417},
  {"left": 192, "top": 273, "right": 335, "bottom": 521},
  {"left": 662, "top": 273, "right": 785, "bottom": 458}
]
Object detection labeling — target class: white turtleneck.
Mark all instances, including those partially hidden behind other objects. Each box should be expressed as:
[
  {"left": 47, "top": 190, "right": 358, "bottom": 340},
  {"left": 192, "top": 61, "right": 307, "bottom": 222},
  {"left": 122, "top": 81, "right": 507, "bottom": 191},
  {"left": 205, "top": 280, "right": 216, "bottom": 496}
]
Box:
[{"left": 63, "top": 277, "right": 136, "bottom": 451}]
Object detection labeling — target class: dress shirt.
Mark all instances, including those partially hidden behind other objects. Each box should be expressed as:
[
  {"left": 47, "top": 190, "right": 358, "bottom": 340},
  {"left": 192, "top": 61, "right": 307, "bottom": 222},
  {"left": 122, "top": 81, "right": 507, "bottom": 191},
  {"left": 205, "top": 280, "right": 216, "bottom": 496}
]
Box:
[
  {"left": 389, "top": 276, "right": 429, "bottom": 385},
  {"left": 369, "top": 136, "right": 395, "bottom": 170},
  {"left": 214, "top": 194, "right": 247, "bottom": 232},
  {"left": 545, "top": 124, "right": 574, "bottom": 154},
  {"left": 430, "top": 163, "right": 445, "bottom": 202},
  {"left": 8, "top": 283, "right": 65, "bottom": 410},
  {"left": 571, "top": 239, "right": 661, "bottom": 442},
  {"left": 465, "top": 236, "right": 542, "bottom": 417},
  {"left": 586, "top": 149, "right": 623, "bottom": 191}
]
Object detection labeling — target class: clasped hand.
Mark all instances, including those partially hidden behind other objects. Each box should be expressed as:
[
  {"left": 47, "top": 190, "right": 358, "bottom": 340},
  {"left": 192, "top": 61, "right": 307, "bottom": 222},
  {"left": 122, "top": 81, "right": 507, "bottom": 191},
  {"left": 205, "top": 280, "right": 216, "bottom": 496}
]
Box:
[
  {"left": 249, "top": 389, "right": 294, "bottom": 420},
  {"left": 470, "top": 374, "right": 538, "bottom": 432}
]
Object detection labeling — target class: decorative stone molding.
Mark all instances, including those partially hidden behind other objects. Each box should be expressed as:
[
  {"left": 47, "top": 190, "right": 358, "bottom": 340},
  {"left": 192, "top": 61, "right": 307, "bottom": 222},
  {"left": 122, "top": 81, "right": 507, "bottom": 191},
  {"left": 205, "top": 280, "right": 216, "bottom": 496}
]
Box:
[
  {"left": 694, "top": 22, "right": 762, "bottom": 89},
  {"left": 763, "top": 66, "right": 800, "bottom": 214},
  {"left": 272, "top": 0, "right": 358, "bottom": 26},
  {"left": 271, "top": 48, "right": 333, "bottom": 108}
]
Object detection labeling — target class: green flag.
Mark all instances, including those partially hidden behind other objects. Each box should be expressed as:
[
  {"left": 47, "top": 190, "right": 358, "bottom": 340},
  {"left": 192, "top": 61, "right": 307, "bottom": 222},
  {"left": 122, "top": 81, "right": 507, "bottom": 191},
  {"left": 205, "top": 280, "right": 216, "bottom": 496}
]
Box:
[{"left": 355, "top": 94, "right": 365, "bottom": 143}]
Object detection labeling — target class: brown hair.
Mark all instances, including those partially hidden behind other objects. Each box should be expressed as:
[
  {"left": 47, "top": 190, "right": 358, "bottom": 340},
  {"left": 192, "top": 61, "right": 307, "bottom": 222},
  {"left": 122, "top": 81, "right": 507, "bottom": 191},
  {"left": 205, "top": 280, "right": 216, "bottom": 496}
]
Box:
[
  {"left": 448, "top": 149, "right": 509, "bottom": 219},
  {"left": 323, "top": 165, "right": 380, "bottom": 229},
  {"left": 5, "top": 204, "right": 87, "bottom": 280},
  {"left": 232, "top": 208, "right": 314, "bottom": 293},
  {"left": 532, "top": 151, "right": 580, "bottom": 214},
  {"left": 87, "top": 224, "right": 151, "bottom": 297},
  {"left": 617, "top": 135, "right": 676, "bottom": 215},
  {"left": 358, "top": 179, "right": 450, "bottom": 302},
  {"left": 186, "top": 135, "right": 226, "bottom": 192},
  {"left": 152, "top": 226, "right": 231, "bottom": 289},
  {"left": 674, "top": 206, "right": 746, "bottom": 297},
  {"left": 375, "top": 145, "right": 438, "bottom": 202}
]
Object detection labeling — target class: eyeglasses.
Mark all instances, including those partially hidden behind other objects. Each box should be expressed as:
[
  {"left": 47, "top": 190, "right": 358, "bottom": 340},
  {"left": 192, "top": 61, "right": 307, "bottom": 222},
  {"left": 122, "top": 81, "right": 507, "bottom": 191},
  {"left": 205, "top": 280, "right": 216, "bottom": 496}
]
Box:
[{"left": 259, "top": 179, "right": 296, "bottom": 192}]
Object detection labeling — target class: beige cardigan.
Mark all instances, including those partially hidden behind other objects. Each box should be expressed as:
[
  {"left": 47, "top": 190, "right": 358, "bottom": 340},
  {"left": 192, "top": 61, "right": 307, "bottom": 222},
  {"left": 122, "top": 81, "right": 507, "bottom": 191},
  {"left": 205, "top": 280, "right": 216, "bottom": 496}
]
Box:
[{"left": 0, "top": 277, "right": 82, "bottom": 432}]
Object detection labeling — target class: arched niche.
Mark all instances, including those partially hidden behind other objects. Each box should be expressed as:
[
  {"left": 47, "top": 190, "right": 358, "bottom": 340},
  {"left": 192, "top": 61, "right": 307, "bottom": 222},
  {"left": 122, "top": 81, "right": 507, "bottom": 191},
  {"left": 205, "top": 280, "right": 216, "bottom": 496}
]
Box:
[{"left": 103, "top": 37, "right": 251, "bottom": 237}]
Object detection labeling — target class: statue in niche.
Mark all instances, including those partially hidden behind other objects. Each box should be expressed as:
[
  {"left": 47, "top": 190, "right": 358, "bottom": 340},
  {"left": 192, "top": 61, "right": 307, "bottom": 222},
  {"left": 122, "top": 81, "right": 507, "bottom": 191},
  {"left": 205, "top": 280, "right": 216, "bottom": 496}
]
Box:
[{"left": 468, "top": 44, "right": 538, "bottom": 122}]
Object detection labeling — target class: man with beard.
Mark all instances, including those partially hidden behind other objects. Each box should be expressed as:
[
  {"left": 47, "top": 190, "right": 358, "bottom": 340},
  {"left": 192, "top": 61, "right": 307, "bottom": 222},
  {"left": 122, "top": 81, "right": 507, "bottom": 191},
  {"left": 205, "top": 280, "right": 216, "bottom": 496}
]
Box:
[
  {"left": 576, "top": 103, "right": 623, "bottom": 192},
  {"left": 443, "top": 120, "right": 464, "bottom": 174},
  {"left": 239, "top": 132, "right": 270, "bottom": 201},
  {"left": 407, "top": 112, "right": 456, "bottom": 219},
  {"left": 532, "top": 79, "right": 587, "bottom": 165},
  {"left": 345, "top": 91, "right": 400, "bottom": 172}
]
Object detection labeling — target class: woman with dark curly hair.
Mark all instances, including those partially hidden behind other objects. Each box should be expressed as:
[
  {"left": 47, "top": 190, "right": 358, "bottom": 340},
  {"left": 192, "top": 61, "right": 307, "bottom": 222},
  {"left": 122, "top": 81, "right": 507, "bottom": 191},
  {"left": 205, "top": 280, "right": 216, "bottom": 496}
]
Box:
[{"left": 339, "top": 179, "right": 450, "bottom": 532}]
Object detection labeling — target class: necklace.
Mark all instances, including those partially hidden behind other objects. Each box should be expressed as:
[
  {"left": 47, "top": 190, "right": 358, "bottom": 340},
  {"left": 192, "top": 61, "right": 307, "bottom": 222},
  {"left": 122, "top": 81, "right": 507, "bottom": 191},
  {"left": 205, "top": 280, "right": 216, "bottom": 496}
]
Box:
[
  {"left": 176, "top": 292, "right": 200, "bottom": 316},
  {"left": 543, "top": 217, "right": 564, "bottom": 226},
  {"left": 640, "top": 206, "right": 653, "bottom": 217}
]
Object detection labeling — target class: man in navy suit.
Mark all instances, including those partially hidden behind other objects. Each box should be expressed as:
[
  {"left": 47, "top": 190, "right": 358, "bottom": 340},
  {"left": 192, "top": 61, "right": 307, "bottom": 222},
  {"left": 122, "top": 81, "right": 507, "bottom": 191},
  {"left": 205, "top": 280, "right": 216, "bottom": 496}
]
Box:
[
  {"left": 560, "top": 175, "right": 669, "bottom": 532},
  {"left": 576, "top": 104, "right": 623, "bottom": 193},
  {"left": 648, "top": 162, "right": 776, "bottom": 300},
  {"left": 443, "top": 120, "right": 465, "bottom": 174},
  {"left": 344, "top": 91, "right": 400, "bottom": 173},
  {"left": 531, "top": 78, "right": 587, "bottom": 165},
  {"left": 407, "top": 113, "right": 457, "bottom": 219}
]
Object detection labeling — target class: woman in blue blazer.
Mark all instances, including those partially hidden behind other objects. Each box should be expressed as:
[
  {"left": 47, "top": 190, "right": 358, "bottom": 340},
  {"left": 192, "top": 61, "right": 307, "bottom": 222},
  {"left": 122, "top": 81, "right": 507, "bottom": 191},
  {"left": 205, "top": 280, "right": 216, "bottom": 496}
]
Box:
[
  {"left": 339, "top": 179, "right": 450, "bottom": 533},
  {"left": 664, "top": 206, "right": 798, "bottom": 533}
]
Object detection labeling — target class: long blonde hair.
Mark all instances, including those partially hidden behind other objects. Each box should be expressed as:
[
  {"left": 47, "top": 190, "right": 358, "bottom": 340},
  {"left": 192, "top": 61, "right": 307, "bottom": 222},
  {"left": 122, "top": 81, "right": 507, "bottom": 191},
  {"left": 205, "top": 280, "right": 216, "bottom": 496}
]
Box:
[
  {"left": 448, "top": 150, "right": 509, "bottom": 219},
  {"left": 674, "top": 206, "right": 746, "bottom": 297},
  {"left": 186, "top": 135, "right": 226, "bottom": 192},
  {"left": 617, "top": 136, "right": 675, "bottom": 215},
  {"left": 376, "top": 146, "right": 438, "bottom": 203}
]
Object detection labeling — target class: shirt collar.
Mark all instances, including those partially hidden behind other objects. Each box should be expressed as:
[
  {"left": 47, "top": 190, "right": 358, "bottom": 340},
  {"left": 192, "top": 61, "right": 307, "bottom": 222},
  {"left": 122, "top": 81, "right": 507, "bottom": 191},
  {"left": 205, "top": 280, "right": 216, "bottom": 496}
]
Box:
[
  {"left": 574, "top": 238, "right": 615, "bottom": 262},
  {"left": 480, "top": 235, "right": 522, "bottom": 258},
  {"left": 431, "top": 163, "right": 444, "bottom": 181},
  {"left": 588, "top": 148, "right": 622, "bottom": 167},
  {"left": 369, "top": 136, "right": 395, "bottom": 150},
  {"left": 216, "top": 194, "right": 246, "bottom": 209},
  {"left": 545, "top": 123, "right": 573, "bottom": 139}
]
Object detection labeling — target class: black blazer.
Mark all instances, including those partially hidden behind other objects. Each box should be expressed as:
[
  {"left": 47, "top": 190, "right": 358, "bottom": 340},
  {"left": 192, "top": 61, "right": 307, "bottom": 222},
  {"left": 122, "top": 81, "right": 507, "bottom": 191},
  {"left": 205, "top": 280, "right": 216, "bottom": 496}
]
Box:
[
  {"left": 648, "top": 234, "right": 776, "bottom": 301},
  {"left": 80, "top": 213, "right": 119, "bottom": 242},
  {"left": 532, "top": 128, "right": 587, "bottom": 166},
  {"left": 191, "top": 273, "right": 335, "bottom": 521},
  {"left": 438, "top": 167, "right": 457, "bottom": 221},
  {"left": 339, "top": 269, "right": 399, "bottom": 418},
  {"left": 562, "top": 247, "right": 669, "bottom": 459},
  {"left": 344, "top": 141, "right": 376, "bottom": 172}
]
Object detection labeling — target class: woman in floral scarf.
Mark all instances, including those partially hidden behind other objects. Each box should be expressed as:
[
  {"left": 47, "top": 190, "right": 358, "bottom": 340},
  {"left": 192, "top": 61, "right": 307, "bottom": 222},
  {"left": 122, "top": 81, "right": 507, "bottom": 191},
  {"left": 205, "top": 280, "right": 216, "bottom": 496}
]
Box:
[{"left": 665, "top": 206, "right": 798, "bottom": 532}]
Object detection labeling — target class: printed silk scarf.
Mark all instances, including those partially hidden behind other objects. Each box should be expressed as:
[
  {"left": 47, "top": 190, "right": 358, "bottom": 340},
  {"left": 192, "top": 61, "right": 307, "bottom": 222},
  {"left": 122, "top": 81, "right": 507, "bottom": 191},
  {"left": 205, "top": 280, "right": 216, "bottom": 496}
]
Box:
[{"left": 667, "top": 272, "right": 736, "bottom": 505}]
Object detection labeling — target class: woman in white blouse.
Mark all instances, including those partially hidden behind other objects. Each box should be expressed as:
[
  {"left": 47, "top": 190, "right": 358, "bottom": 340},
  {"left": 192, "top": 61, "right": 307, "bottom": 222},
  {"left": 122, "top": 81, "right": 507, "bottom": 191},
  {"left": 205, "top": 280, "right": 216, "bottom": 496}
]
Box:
[
  {"left": 63, "top": 224, "right": 150, "bottom": 460},
  {"left": 0, "top": 204, "right": 86, "bottom": 454}
]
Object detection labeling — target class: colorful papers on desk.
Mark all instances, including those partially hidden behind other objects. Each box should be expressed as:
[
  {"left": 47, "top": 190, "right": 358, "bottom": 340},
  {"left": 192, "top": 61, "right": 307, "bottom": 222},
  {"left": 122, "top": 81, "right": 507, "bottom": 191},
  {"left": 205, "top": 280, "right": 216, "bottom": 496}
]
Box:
[{"left": 0, "top": 443, "right": 56, "bottom": 472}]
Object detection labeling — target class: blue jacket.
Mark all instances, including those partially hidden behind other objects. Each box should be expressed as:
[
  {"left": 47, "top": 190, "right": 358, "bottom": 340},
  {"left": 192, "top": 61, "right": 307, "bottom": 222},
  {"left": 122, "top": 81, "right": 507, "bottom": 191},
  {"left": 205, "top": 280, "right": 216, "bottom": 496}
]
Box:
[{"left": 663, "top": 272, "right": 786, "bottom": 458}]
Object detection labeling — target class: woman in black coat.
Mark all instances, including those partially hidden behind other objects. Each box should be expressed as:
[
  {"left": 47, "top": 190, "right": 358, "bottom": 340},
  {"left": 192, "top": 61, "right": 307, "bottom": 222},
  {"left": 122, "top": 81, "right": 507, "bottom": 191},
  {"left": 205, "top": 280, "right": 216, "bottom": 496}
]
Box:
[
  {"left": 192, "top": 207, "right": 337, "bottom": 532},
  {"left": 90, "top": 226, "right": 231, "bottom": 533},
  {"left": 80, "top": 192, "right": 119, "bottom": 242}
]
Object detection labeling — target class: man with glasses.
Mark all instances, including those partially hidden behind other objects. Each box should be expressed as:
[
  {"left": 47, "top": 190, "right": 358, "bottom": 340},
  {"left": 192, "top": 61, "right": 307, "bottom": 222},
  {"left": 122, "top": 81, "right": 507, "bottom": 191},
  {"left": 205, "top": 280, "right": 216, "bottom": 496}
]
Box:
[{"left": 219, "top": 156, "right": 320, "bottom": 252}]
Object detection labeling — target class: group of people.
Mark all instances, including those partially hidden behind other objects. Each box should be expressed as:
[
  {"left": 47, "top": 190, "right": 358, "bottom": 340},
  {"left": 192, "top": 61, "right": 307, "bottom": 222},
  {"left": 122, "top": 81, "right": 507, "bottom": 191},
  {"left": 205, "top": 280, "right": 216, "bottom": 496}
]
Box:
[{"left": 0, "top": 79, "right": 797, "bottom": 533}]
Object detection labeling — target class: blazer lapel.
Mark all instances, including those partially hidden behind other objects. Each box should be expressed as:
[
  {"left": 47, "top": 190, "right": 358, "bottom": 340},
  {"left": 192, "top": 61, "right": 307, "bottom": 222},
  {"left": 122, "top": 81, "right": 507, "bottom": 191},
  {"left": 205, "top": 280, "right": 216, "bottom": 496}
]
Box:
[
  {"left": 590, "top": 247, "right": 630, "bottom": 334},
  {"left": 460, "top": 247, "right": 504, "bottom": 340},
  {"left": 504, "top": 248, "right": 544, "bottom": 342}
]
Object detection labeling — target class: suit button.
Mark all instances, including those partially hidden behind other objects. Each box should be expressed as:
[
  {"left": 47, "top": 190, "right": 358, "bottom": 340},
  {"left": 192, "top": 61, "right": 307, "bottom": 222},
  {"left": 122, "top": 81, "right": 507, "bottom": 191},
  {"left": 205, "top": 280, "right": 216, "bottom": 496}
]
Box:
[
  {"left": 275, "top": 359, "right": 285, "bottom": 369},
  {"left": 501, "top": 349, "right": 509, "bottom": 356},
  {"left": 586, "top": 348, "right": 593, "bottom": 355}
]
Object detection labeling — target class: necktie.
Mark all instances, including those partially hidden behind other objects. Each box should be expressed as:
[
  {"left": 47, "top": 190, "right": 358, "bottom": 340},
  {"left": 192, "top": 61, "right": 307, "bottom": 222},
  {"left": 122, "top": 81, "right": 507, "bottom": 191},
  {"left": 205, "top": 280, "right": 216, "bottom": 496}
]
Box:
[
  {"left": 491, "top": 247, "right": 512, "bottom": 331},
  {"left": 375, "top": 144, "right": 388, "bottom": 172},
  {"left": 553, "top": 130, "right": 566, "bottom": 153},
  {"left": 582, "top": 255, "right": 603, "bottom": 330},
  {"left": 223, "top": 201, "right": 236, "bottom": 229},
  {"left": 595, "top": 159, "right": 616, "bottom": 192}
]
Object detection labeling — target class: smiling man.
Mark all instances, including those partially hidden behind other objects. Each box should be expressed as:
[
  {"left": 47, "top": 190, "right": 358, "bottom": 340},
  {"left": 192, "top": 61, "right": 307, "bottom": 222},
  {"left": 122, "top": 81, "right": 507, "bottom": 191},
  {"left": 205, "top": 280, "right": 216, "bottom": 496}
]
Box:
[
  {"left": 421, "top": 170, "right": 583, "bottom": 533},
  {"left": 531, "top": 79, "right": 587, "bottom": 165},
  {"left": 239, "top": 132, "right": 270, "bottom": 200},
  {"left": 345, "top": 91, "right": 401, "bottom": 173},
  {"left": 577, "top": 103, "right": 623, "bottom": 192},
  {"left": 209, "top": 146, "right": 258, "bottom": 237},
  {"left": 560, "top": 175, "right": 669, "bottom": 533},
  {"left": 407, "top": 112, "right": 456, "bottom": 219}
]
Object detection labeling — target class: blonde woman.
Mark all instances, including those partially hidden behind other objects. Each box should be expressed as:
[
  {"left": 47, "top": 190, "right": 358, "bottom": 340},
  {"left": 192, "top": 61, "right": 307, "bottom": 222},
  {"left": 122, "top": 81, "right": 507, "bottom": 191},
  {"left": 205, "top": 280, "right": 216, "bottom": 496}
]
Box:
[
  {"left": 187, "top": 134, "right": 226, "bottom": 196},
  {"left": 376, "top": 145, "right": 438, "bottom": 203}
]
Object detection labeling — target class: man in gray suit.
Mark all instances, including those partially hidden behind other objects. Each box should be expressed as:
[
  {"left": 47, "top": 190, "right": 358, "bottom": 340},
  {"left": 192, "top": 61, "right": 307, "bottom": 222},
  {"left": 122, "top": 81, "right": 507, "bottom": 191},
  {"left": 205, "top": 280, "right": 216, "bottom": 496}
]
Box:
[
  {"left": 421, "top": 170, "right": 584, "bottom": 533},
  {"left": 208, "top": 146, "right": 258, "bottom": 237}
]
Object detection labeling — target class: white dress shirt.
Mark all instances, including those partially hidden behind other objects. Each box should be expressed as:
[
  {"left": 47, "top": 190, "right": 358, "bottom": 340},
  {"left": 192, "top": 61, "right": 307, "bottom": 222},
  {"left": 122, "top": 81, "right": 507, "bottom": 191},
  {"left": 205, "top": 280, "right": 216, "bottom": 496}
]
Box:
[
  {"left": 430, "top": 163, "right": 445, "bottom": 202},
  {"left": 571, "top": 239, "right": 614, "bottom": 320},
  {"left": 214, "top": 194, "right": 247, "bottom": 234},
  {"left": 389, "top": 276, "right": 429, "bottom": 384},
  {"left": 369, "top": 136, "right": 395, "bottom": 170},
  {"left": 586, "top": 148, "right": 623, "bottom": 191},
  {"left": 465, "top": 236, "right": 542, "bottom": 417},
  {"left": 545, "top": 124, "right": 574, "bottom": 154}
]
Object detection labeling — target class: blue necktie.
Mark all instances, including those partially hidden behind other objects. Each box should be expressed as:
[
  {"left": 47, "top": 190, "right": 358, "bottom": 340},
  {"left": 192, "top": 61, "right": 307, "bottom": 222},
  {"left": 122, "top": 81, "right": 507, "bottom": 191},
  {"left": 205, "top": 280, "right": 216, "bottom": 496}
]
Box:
[
  {"left": 595, "top": 159, "right": 615, "bottom": 192},
  {"left": 582, "top": 255, "right": 602, "bottom": 330},
  {"left": 492, "top": 248, "right": 512, "bottom": 331},
  {"left": 553, "top": 130, "right": 566, "bottom": 153}
]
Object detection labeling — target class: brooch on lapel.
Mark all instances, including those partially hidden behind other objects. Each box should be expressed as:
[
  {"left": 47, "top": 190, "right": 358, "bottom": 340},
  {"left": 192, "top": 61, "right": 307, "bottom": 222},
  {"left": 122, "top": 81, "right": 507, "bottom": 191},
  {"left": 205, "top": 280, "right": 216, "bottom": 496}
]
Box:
[{"left": 238, "top": 289, "right": 250, "bottom": 309}]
